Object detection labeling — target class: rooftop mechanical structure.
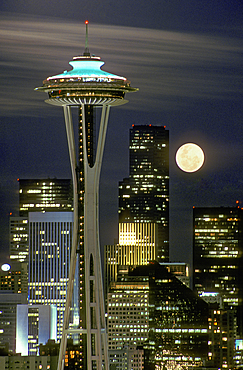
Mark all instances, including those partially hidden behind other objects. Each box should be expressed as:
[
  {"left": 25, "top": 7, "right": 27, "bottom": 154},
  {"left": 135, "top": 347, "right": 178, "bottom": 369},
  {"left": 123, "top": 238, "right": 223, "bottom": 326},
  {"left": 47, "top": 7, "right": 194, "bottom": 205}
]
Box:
[{"left": 35, "top": 21, "right": 137, "bottom": 370}]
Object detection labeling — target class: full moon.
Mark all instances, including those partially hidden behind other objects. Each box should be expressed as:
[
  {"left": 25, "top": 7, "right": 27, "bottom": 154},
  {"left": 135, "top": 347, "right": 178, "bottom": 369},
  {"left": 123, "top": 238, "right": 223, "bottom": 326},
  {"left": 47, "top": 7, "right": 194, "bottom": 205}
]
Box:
[{"left": 175, "top": 143, "right": 204, "bottom": 173}]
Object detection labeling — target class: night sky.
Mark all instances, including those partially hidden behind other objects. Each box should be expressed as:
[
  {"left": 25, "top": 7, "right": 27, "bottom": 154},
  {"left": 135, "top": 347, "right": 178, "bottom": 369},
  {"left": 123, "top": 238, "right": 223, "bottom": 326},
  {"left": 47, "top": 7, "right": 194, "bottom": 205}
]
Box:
[{"left": 0, "top": 1, "right": 243, "bottom": 265}]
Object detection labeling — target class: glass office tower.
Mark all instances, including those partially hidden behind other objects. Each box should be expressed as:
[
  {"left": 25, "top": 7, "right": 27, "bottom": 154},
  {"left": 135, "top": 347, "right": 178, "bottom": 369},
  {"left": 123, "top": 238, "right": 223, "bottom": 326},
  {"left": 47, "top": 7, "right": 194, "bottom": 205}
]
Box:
[
  {"left": 18, "top": 178, "right": 73, "bottom": 216},
  {"left": 119, "top": 125, "right": 169, "bottom": 262},
  {"left": 193, "top": 206, "right": 243, "bottom": 336}
]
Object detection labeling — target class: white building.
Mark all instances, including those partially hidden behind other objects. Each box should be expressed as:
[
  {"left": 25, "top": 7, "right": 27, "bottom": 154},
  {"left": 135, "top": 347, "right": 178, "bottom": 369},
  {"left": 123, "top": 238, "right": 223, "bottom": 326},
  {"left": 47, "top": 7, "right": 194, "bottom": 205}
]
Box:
[{"left": 16, "top": 304, "right": 57, "bottom": 356}]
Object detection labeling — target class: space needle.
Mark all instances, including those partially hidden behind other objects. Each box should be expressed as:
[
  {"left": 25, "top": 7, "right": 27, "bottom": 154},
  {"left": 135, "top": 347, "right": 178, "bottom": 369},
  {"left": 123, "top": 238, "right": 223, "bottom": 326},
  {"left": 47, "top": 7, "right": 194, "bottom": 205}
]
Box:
[{"left": 36, "top": 21, "right": 138, "bottom": 370}]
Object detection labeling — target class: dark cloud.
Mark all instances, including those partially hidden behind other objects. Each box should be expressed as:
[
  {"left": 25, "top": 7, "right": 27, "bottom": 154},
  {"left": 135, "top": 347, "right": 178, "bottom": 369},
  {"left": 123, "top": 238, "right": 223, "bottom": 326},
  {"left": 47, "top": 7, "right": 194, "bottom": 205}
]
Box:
[
  {"left": 0, "top": 13, "right": 243, "bottom": 262},
  {"left": 0, "top": 15, "right": 242, "bottom": 117},
  {"left": 1, "top": 0, "right": 243, "bottom": 32}
]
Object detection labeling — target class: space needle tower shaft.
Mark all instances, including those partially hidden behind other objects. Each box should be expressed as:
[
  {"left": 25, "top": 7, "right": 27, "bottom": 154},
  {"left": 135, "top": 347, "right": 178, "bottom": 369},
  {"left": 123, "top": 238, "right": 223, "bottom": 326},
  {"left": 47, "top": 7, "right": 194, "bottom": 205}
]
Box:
[{"left": 36, "top": 21, "right": 138, "bottom": 370}]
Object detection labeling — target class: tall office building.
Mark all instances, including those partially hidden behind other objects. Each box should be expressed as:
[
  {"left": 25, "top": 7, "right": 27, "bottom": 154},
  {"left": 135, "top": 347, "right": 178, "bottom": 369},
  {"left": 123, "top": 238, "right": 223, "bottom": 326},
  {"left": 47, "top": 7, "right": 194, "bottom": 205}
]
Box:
[
  {"left": 28, "top": 212, "right": 78, "bottom": 342},
  {"left": 105, "top": 222, "right": 157, "bottom": 292},
  {"left": 18, "top": 178, "right": 73, "bottom": 216},
  {"left": 119, "top": 125, "right": 169, "bottom": 262},
  {"left": 10, "top": 179, "right": 72, "bottom": 264},
  {"left": 107, "top": 262, "right": 208, "bottom": 369},
  {"left": 9, "top": 217, "right": 29, "bottom": 262},
  {"left": 193, "top": 206, "right": 243, "bottom": 336}
]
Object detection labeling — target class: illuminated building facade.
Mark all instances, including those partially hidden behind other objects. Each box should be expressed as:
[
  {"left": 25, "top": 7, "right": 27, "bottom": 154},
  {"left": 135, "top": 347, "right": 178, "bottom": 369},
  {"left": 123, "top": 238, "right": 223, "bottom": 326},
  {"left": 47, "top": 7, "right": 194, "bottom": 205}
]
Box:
[
  {"left": 9, "top": 217, "right": 29, "bottom": 262},
  {"left": 39, "top": 339, "right": 81, "bottom": 369},
  {"left": 28, "top": 212, "right": 78, "bottom": 342},
  {"left": 10, "top": 179, "right": 72, "bottom": 264},
  {"left": 160, "top": 262, "right": 190, "bottom": 288},
  {"left": 0, "top": 263, "right": 28, "bottom": 352},
  {"left": 119, "top": 125, "right": 169, "bottom": 262},
  {"left": 193, "top": 207, "right": 243, "bottom": 336},
  {"left": 109, "top": 346, "right": 144, "bottom": 370},
  {"left": 0, "top": 261, "right": 28, "bottom": 294},
  {"left": 36, "top": 22, "right": 137, "bottom": 370},
  {"left": 207, "top": 308, "right": 235, "bottom": 369},
  {"left": 0, "top": 355, "right": 51, "bottom": 369},
  {"left": 16, "top": 304, "right": 57, "bottom": 356},
  {"left": 105, "top": 222, "right": 156, "bottom": 292},
  {"left": 107, "top": 280, "right": 149, "bottom": 350},
  {"left": 18, "top": 178, "right": 73, "bottom": 216},
  {"left": 107, "top": 262, "right": 209, "bottom": 369}
]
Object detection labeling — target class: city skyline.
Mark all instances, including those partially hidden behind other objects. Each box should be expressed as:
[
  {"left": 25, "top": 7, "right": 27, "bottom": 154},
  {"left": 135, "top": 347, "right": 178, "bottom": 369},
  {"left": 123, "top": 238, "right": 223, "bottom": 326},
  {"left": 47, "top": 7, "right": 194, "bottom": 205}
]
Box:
[{"left": 0, "top": 5, "right": 243, "bottom": 265}]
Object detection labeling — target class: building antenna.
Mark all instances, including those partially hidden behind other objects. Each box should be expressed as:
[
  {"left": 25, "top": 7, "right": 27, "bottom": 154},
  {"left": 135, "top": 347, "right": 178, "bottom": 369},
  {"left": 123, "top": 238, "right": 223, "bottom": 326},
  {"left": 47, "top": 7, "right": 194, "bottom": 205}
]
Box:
[{"left": 84, "top": 20, "right": 90, "bottom": 56}]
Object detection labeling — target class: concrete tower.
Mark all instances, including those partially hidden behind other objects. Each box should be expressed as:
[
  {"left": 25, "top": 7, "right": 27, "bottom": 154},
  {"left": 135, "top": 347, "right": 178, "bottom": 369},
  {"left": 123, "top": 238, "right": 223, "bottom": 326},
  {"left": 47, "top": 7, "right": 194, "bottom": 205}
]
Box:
[{"left": 36, "top": 21, "right": 137, "bottom": 370}]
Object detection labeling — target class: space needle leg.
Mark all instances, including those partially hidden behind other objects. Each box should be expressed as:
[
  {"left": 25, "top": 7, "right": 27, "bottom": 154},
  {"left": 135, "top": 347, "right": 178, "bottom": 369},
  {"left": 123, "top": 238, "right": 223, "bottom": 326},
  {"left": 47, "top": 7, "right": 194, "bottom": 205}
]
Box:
[
  {"left": 94, "top": 105, "right": 110, "bottom": 370},
  {"left": 82, "top": 104, "right": 110, "bottom": 370},
  {"left": 57, "top": 105, "right": 79, "bottom": 370}
]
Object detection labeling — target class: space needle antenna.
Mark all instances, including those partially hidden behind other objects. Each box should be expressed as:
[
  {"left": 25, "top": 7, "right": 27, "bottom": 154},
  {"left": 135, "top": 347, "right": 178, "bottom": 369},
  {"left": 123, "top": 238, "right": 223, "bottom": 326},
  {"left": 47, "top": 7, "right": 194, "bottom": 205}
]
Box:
[{"left": 84, "top": 20, "right": 90, "bottom": 56}]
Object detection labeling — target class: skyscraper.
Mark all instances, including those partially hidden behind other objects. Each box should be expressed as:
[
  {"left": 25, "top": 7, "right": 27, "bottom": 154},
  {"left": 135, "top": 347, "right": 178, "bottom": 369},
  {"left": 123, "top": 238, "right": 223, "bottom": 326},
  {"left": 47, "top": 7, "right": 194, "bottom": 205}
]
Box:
[
  {"left": 18, "top": 178, "right": 73, "bottom": 216},
  {"left": 28, "top": 211, "right": 77, "bottom": 342},
  {"left": 119, "top": 124, "right": 169, "bottom": 262},
  {"left": 193, "top": 206, "right": 243, "bottom": 336},
  {"left": 107, "top": 262, "right": 208, "bottom": 369},
  {"left": 9, "top": 217, "right": 29, "bottom": 262},
  {"left": 36, "top": 22, "right": 137, "bottom": 370},
  {"left": 10, "top": 179, "right": 73, "bottom": 264}
]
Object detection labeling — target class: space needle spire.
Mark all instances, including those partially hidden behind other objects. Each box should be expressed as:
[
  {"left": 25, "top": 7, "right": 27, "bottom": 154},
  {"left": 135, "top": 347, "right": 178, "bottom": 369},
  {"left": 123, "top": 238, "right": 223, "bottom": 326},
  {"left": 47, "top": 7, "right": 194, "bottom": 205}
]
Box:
[
  {"left": 36, "top": 21, "right": 138, "bottom": 370},
  {"left": 84, "top": 20, "right": 90, "bottom": 56}
]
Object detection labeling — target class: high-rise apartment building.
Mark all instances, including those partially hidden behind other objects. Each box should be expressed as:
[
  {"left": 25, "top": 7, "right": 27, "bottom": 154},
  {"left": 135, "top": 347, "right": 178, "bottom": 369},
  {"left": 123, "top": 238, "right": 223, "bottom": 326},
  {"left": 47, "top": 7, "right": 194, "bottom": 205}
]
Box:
[
  {"left": 119, "top": 125, "right": 169, "bottom": 262},
  {"left": 28, "top": 212, "right": 79, "bottom": 342},
  {"left": 193, "top": 206, "right": 243, "bottom": 336}
]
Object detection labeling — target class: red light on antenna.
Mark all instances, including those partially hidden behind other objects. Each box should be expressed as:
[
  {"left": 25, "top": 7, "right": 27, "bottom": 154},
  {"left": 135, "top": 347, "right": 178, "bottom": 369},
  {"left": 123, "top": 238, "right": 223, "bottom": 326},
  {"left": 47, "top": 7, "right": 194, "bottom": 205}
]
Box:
[
  {"left": 85, "top": 20, "right": 89, "bottom": 24},
  {"left": 10, "top": 212, "right": 12, "bottom": 216}
]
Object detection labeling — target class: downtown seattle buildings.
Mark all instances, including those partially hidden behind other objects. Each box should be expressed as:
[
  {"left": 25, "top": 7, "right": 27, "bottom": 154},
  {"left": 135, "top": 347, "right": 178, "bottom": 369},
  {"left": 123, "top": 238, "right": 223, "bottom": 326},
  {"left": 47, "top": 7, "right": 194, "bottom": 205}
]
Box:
[
  {"left": 1, "top": 179, "right": 75, "bottom": 354},
  {"left": 193, "top": 207, "right": 243, "bottom": 337},
  {"left": 107, "top": 262, "right": 209, "bottom": 369},
  {"left": 2, "top": 23, "right": 243, "bottom": 370}
]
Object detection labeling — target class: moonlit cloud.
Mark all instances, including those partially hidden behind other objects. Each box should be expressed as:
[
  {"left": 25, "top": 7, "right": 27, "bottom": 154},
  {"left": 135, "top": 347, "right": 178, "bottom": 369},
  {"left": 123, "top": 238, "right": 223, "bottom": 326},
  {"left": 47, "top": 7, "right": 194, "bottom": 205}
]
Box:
[{"left": 0, "top": 13, "right": 242, "bottom": 117}]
